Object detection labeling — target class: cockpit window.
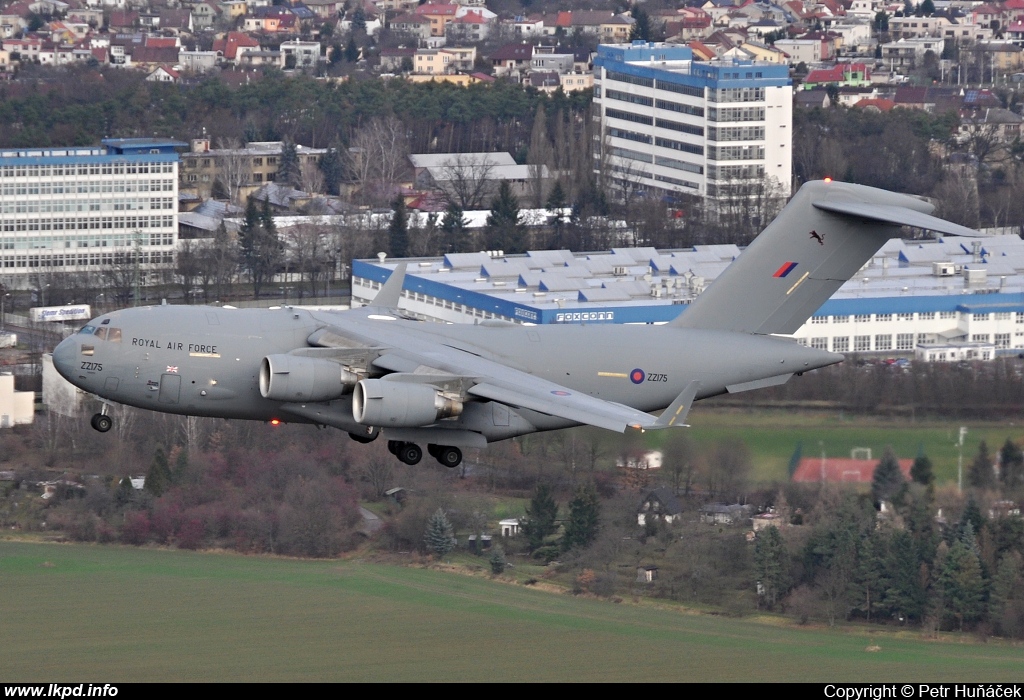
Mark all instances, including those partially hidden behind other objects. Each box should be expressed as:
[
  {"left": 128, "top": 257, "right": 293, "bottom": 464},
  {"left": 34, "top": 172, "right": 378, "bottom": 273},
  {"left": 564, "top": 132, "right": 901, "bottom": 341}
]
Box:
[
  {"left": 79, "top": 325, "right": 96, "bottom": 335},
  {"left": 108, "top": 328, "right": 122, "bottom": 343},
  {"left": 94, "top": 327, "right": 108, "bottom": 341}
]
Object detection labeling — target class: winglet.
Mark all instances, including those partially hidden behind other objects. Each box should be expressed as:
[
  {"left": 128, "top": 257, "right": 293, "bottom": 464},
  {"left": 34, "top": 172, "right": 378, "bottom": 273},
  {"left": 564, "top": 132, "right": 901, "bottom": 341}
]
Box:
[
  {"left": 654, "top": 381, "right": 700, "bottom": 429},
  {"left": 372, "top": 263, "right": 407, "bottom": 309}
]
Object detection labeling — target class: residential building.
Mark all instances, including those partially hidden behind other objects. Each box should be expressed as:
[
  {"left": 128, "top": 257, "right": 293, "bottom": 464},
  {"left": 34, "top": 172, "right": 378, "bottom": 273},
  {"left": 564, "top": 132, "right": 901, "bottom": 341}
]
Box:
[
  {"left": 880, "top": 37, "right": 943, "bottom": 69},
  {"left": 0, "top": 138, "right": 183, "bottom": 286},
  {"left": 774, "top": 38, "right": 822, "bottom": 64},
  {"left": 179, "top": 139, "right": 327, "bottom": 201},
  {"left": 280, "top": 39, "right": 321, "bottom": 68},
  {"left": 414, "top": 48, "right": 455, "bottom": 74},
  {"left": 593, "top": 41, "right": 792, "bottom": 201}
]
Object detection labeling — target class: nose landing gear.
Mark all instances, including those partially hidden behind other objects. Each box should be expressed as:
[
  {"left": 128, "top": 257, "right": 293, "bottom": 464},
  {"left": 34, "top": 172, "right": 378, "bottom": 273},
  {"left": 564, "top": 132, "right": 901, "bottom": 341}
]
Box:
[{"left": 90, "top": 412, "right": 112, "bottom": 433}]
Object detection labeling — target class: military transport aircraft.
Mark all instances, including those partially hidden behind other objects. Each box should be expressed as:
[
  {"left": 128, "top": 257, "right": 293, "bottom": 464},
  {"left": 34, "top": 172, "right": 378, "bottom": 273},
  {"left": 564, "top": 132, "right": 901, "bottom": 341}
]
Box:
[{"left": 52, "top": 181, "right": 980, "bottom": 468}]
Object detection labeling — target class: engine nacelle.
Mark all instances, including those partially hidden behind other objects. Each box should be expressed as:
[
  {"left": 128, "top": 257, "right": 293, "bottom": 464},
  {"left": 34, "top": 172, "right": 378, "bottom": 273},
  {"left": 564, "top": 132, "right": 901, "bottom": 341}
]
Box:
[
  {"left": 259, "top": 354, "right": 359, "bottom": 402},
  {"left": 352, "top": 379, "right": 463, "bottom": 427}
]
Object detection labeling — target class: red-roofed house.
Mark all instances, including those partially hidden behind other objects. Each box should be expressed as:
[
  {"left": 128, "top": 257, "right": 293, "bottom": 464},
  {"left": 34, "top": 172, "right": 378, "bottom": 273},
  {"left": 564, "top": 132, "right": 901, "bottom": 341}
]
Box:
[
  {"left": 853, "top": 97, "right": 896, "bottom": 112},
  {"left": 213, "top": 31, "right": 260, "bottom": 61},
  {"left": 417, "top": 2, "right": 458, "bottom": 37},
  {"left": 146, "top": 64, "right": 179, "bottom": 82},
  {"left": 792, "top": 457, "right": 913, "bottom": 483},
  {"left": 803, "top": 62, "right": 870, "bottom": 88},
  {"left": 447, "top": 10, "right": 490, "bottom": 42}
]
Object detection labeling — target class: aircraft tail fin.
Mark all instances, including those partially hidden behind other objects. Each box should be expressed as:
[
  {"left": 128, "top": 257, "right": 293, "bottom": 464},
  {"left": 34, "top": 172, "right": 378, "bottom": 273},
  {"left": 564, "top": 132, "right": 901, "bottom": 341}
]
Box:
[
  {"left": 671, "top": 180, "right": 980, "bottom": 335},
  {"left": 371, "top": 263, "right": 408, "bottom": 310}
]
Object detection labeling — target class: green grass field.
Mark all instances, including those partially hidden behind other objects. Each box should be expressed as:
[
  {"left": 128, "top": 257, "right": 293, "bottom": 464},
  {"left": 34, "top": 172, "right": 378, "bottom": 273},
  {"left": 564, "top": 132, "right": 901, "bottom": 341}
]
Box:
[
  {"left": 649, "top": 409, "right": 1024, "bottom": 484},
  {"left": 2, "top": 541, "right": 1022, "bottom": 682}
]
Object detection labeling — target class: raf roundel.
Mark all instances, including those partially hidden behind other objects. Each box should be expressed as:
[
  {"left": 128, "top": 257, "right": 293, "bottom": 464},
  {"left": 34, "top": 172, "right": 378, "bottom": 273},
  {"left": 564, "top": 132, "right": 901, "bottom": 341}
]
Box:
[{"left": 630, "top": 368, "right": 646, "bottom": 384}]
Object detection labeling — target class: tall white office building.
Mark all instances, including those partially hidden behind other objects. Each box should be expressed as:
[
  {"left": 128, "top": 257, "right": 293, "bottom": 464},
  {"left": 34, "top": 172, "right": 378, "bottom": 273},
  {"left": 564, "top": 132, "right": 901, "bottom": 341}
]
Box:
[
  {"left": 593, "top": 42, "right": 792, "bottom": 201},
  {"left": 0, "top": 138, "right": 184, "bottom": 289}
]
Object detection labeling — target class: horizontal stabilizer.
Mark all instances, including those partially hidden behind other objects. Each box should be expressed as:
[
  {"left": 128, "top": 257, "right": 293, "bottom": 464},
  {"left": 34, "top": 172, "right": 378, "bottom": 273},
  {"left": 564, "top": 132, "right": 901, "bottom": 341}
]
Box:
[{"left": 812, "top": 201, "right": 981, "bottom": 238}]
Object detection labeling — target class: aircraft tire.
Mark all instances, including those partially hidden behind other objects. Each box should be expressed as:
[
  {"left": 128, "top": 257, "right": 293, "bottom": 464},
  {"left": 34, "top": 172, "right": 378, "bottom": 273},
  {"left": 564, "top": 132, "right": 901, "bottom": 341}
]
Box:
[
  {"left": 398, "top": 443, "right": 422, "bottom": 465},
  {"left": 92, "top": 414, "right": 113, "bottom": 433},
  {"left": 426, "top": 444, "right": 440, "bottom": 459},
  {"left": 387, "top": 440, "right": 402, "bottom": 455},
  {"left": 437, "top": 447, "right": 462, "bottom": 469}
]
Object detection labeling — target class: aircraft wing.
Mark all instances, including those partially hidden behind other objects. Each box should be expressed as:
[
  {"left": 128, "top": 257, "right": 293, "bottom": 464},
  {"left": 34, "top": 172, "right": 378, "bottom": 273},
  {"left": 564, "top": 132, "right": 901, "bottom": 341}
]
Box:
[{"left": 312, "top": 328, "right": 696, "bottom": 433}]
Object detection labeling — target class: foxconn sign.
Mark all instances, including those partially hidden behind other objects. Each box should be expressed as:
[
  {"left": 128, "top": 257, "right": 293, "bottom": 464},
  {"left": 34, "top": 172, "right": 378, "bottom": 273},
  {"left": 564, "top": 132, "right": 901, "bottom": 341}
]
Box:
[{"left": 30, "top": 305, "right": 92, "bottom": 323}]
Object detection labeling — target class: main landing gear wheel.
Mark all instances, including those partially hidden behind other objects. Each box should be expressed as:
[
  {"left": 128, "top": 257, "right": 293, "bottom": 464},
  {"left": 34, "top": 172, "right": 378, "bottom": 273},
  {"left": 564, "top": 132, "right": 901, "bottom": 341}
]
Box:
[
  {"left": 428, "top": 444, "right": 462, "bottom": 469},
  {"left": 90, "top": 413, "right": 112, "bottom": 433},
  {"left": 397, "top": 443, "right": 422, "bottom": 466}
]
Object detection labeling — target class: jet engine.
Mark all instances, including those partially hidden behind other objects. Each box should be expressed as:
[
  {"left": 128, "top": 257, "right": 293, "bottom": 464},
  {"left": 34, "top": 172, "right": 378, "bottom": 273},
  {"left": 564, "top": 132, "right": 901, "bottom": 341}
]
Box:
[
  {"left": 352, "top": 378, "right": 463, "bottom": 428},
  {"left": 259, "top": 354, "right": 359, "bottom": 402}
]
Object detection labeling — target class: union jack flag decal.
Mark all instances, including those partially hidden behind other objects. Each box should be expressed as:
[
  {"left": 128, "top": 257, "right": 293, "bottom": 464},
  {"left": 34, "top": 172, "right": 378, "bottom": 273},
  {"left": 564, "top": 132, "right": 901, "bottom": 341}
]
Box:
[{"left": 166, "top": 366, "right": 178, "bottom": 373}]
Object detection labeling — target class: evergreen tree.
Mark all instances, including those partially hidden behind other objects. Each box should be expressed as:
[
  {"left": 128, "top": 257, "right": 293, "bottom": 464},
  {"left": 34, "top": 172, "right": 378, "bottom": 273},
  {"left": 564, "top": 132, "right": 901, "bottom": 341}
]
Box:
[
  {"left": 389, "top": 196, "right": 409, "bottom": 258},
  {"left": 239, "top": 197, "right": 282, "bottom": 299},
  {"left": 351, "top": 7, "right": 367, "bottom": 32},
  {"left": 999, "top": 438, "right": 1024, "bottom": 489},
  {"left": 115, "top": 475, "right": 135, "bottom": 507},
  {"left": 940, "top": 538, "right": 986, "bottom": 630},
  {"left": 853, "top": 530, "right": 887, "bottom": 622},
  {"left": 279, "top": 140, "right": 300, "bottom": 188},
  {"left": 489, "top": 546, "right": 507, "bottom": 575},
  {"left": 318, "top": 146, "right": 344, "bottom": 196},
  {"left": 629, "top": 5, "right": 653, "bottom": 42},
  {"left": 754, "top": 525, "right": 789, "bottom": 609},
  {"left": 522, "top": 483, "right": 559, "bottom": 551},
  {"left": 910, "top": 454, "right": 934, "bottom": 486},
  {"left": 173, "top": 447, "right": 189, "bottom": 484},
  {"left": 990, "top": 553, "right": 1024, "bottom": 638},
  {"left": 562, "top": 482, "right": 600, "bottom": 551},
  {"left": 920, "top": 0, "right": 935, "bottom": 15},
  {"left": 145, "top": 447, "right": 172, "bottom": 497},
  {"left": 545, "top": 181, "right": 568, "bottom": 246},
  {"left": 884, "top": 530, "right": 927, "bottom": 623},
  {"left": 485, "top": 182, "right": 527, "bottom": 254},
  {"left": 345, "top": 36, "right": 359, "bottom": 63},
  {"left": 957, "top": 499, "right": 987, "bottom": 545},
  {"left": 871, "top": 447, "right": 905, "bottom": 505},
  {"left": 424, "top": 508, "right": 456, "bottom": 558},
  {"left": 968, "top": 440, "right": 996, "bottom": 489},
  {"left": 440, "top": 201, "right": 469, "bottom": 254}
]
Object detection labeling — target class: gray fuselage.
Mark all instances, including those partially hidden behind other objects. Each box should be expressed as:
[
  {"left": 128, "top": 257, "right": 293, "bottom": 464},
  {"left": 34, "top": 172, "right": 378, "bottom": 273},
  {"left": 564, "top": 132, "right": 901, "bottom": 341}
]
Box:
[{"left": 52, "top": 304, "right": 840, "bottom": 443}]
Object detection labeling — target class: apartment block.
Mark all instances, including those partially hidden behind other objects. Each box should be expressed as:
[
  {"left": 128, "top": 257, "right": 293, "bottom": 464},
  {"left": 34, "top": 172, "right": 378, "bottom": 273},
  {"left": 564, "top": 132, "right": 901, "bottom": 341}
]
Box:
[
  {"left": 593, "top": 41, "right": 792, "bottom": 201},
  {"left": 0, "top": 138, "right": 183, "bottom": 286}
]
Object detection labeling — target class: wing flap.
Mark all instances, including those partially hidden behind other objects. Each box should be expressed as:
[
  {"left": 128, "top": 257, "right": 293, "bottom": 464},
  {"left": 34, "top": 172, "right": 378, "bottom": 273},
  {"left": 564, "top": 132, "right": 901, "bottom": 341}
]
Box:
[{"left": 469, "top": 382, "right": 652, "bottom": 433}]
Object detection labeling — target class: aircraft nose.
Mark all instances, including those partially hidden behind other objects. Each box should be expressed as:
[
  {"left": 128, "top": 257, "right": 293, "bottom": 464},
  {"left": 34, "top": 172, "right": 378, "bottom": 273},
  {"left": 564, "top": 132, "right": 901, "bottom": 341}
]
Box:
[{"left": 52, "top": 337, "right": 78, "bottom": 381}]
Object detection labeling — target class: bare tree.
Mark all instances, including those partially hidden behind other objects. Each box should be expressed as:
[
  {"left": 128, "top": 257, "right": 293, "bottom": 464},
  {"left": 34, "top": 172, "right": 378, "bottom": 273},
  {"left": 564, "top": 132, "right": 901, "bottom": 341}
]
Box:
[
  {"left": 214, "top": 137, "right": 253, "bottom": 205},
  {"left": 346, "top": 117, "right": 409, "bottom": 207},
  {"left": 299, "top": 158, "right": 325, "bottom": 195},
  {"left": 933, "top": 170, "right": 981, "bottom": 228},
  {"left": 284, "top": 223, "right": 334, "bottom": 299},
  {"left": 435, "top": 153, "right": 497, "bottom": 210}
]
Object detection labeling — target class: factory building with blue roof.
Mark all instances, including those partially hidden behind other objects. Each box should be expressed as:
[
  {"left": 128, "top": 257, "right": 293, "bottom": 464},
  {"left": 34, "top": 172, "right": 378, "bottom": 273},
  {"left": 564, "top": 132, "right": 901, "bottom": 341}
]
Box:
[{"left": 354, "top": 233, "right": 1024, "bottom": 362}]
